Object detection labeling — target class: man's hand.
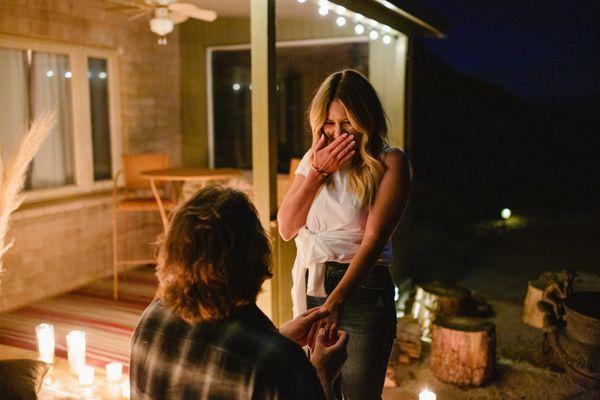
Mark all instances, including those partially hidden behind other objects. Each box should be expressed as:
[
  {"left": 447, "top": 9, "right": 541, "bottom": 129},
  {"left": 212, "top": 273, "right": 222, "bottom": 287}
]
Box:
[
  {"left": 311, "top": 328, "right": 349, "bottom": 399},
  {"left": 279, "top": 307, "right": 329, "bottom": 347}
]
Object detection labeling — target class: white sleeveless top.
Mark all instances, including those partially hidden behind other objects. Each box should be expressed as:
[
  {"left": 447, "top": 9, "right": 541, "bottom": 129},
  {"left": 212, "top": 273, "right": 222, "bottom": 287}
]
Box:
[{"left": 291, "top": 150, "right": 392, "bottom": 317}]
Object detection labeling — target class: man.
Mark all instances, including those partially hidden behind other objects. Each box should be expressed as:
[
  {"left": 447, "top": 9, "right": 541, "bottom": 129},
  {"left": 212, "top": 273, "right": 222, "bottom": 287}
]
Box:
[{"left": 131, "top": 187, "right": 347, "bottom": 399}]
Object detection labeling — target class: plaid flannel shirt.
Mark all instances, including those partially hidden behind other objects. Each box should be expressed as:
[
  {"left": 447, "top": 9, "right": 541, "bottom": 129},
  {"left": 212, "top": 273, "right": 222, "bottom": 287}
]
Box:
[{"left": 131, "top": 300, "right": 325, "bottom": 400}]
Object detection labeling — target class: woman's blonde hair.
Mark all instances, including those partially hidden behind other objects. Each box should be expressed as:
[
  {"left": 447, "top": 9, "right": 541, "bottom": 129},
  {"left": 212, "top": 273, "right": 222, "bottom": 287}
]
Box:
[{"left": 308, "top": 69, "right": 388, "bottom": 207}]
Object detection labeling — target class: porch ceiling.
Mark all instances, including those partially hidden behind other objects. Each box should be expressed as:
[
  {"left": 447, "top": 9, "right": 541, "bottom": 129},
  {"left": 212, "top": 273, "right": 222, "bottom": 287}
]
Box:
[{"left": 192, "top": 0, "right": 444, "bottom": 37}]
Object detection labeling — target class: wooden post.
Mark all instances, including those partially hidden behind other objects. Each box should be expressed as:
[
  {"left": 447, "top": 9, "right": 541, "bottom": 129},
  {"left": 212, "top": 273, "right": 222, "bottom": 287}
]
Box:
[
  {"left": 251, "top": 0, "right": 279, "bottom": 324},
  {"left": 430, "top": 316, "right": 496, "bottom": 386}
]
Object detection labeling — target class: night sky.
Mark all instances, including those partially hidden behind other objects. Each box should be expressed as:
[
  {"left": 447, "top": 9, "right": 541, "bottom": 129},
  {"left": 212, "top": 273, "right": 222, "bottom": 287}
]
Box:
[{"left": 417, "top": 0, "right": 600, "bottom": 103}]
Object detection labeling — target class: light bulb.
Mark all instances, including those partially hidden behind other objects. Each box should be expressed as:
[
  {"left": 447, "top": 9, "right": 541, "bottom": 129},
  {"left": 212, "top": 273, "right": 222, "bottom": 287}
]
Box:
[
  {"left": 232, "top": 83, "right": 241, "bottom": 91},
  {"left": 370, "top": 30, "right": 379, "bottom": 40},
  {"left": 354, "top": 24, "right": 365, "bottom": 35},
  {"left": 318, "top": 6, "right": 328, "bottom": 16},
  {"left": 383, "top": 35, "right": 392, "bottom": 45},
  {"left": 336, "top": 16, "right": 346, "bottom": 27}
]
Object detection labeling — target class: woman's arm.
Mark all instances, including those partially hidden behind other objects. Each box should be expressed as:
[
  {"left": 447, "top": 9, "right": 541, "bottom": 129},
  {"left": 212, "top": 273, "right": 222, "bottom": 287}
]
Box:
[
  {"left": 278, "top": 134, "right": 355, "bottom": 241},
  {"left": 277, "top": 168, "right": 327, "bottom": 241},
  {"left": 320, "top": 148, "right": 412, "bottom": 338}
]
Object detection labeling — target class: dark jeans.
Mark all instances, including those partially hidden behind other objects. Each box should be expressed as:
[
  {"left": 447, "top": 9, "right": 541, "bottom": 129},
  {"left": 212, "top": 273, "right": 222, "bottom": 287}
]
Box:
[{"left": 307, "top": 262, "right": 397, "bottom": 400}]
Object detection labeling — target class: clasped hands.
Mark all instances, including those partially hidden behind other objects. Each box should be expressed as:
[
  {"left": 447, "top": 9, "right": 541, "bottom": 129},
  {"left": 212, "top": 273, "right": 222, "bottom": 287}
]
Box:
[
  {"left": 279, "top": 306, "right": 348, "bottom": 386},
  {"left": 311, "top": 133, "right": 356, "bottom": 175}
]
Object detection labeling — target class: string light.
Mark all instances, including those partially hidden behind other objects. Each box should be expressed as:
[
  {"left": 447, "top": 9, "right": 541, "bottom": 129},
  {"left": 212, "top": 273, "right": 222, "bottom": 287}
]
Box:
[
  {"left": 335, "top": 5, "right": 346, "bottom": 15},
  {"left": 301, "top": 1, "right": 398, "bottom": 42},
  {"left": 232, "top": 83, "right": 241, "bottom": 91}
]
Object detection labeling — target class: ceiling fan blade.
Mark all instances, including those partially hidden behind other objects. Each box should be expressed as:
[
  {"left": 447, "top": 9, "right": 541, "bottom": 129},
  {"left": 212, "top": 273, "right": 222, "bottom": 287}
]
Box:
[
  {"left": 128, "top": 9, "right": 153, "bottom": 21},
  {"left": 168, "top": 3, "right": 217, "bottom": 22},
  {"left": 106, "top": 0, "right": 149, "bottom": 10},
  {"left": 169, "top": 11, "right": 189, "bottom": 24}
]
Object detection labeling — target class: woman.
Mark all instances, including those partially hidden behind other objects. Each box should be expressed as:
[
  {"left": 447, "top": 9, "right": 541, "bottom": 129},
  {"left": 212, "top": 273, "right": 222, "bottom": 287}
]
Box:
[{"left": 278, "top": 69, "right": 412, "bottom": 399}]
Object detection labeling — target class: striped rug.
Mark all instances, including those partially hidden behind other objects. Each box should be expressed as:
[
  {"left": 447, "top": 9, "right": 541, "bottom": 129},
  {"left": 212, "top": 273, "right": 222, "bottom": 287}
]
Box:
[{"left": 0, "top": 267, "right": 157, "bottom": 373}]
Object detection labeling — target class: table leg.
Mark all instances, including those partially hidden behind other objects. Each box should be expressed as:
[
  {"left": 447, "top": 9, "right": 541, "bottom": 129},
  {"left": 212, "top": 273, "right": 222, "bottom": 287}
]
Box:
[{"left": 150, "top": 178, "right": 169, "bottom": 231}]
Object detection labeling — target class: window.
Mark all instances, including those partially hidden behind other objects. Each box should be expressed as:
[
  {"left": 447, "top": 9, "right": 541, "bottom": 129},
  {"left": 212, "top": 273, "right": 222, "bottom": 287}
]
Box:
[
  {"left": 209, "top": 39, "right": 369, "bottom": 172},
  {"left": 0, "top": 37, "right": 121, "bottom": 201}
]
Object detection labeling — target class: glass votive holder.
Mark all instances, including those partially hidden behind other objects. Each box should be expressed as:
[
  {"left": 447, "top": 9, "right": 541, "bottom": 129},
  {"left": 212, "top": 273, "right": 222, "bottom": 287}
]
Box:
[
  {"left": 66, "top": 330, "right": 86, "bottom": 375},
  {"left": 78, "top": 365, "right": 94, "bottom": 386},
  {"left": 105, "top": 362, "right": 123, "bottom": 382},
  {"left": 121, "top": 379, "right": 131, "bottom": 398},
  {"left": 419, "top": 389, "right": 437, "bottom": 400},
  {"left": 35, "top": 323, "right": 55, "bottom": 364}
]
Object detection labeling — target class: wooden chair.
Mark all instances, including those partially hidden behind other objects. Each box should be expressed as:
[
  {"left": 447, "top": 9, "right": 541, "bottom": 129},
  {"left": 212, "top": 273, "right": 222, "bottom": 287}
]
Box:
[{"left": 112, "top": 153, "right": 173, "bottom": 300}]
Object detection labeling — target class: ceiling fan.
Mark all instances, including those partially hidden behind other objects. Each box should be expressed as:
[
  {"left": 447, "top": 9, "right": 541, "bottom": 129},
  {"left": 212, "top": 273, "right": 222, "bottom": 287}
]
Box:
[{"left": 107, "top": 0, "right": 217, "bottom": 45}]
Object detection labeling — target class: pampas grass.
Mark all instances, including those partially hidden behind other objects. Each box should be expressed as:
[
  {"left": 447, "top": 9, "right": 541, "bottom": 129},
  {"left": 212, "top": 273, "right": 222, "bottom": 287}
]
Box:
[{"left": 0, "top": 111, "right": 57, "bottom": 279}]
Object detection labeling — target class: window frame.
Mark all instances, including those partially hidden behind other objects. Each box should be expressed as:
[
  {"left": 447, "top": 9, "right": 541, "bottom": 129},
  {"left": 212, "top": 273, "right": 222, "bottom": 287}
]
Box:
[
  {"left": 0, "top": 35, "right": 122, "bottom": 203},
  {"left": 206, "top": 36, "right": 368, "bottom": 168}
]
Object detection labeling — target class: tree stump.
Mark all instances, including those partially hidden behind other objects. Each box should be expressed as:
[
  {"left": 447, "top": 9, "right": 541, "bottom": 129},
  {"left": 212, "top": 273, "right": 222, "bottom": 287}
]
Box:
[
  {"left": 430, "top": 316, "right": 496, "bottom": 386},
  {"left": 411, "top": 283, "right": 470, "bottom": 341},
  {"left": 523, "top": 272, "right": 560, "bottom": 329}
]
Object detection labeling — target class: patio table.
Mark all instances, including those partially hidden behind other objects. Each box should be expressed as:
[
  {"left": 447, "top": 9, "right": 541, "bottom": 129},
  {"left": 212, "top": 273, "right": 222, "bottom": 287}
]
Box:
[{"left": 141, "top": 167, "right": 241, "bottom": 230}]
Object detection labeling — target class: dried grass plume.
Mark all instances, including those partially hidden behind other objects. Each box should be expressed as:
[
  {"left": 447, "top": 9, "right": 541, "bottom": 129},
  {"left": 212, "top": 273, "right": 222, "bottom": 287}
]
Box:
[{"left": 0, "top": 111, "right": 57, "bottom": 278}]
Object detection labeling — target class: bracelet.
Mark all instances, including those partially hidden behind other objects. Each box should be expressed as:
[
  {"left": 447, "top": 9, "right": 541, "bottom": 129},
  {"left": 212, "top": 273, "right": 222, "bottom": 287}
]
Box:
[{"left": 311, "top": 164, "right": 330, "bottom": 176}]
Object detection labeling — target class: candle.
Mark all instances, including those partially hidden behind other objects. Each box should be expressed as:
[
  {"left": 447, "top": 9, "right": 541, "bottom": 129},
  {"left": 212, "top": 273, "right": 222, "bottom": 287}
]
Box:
[
  {"left": 66, "top": 330, "right": 86, "bottom": 375},
  {"left": 419, "top": 389, "right": 437, "bottom": 400},
  {"left": 78, "top": 365, "right": 94, "bottom": 385},
  {"left": 121, "top": 380, "right": 131, "bottom": 398},
  {"left": 35, "top": 323, "right": 55, "bottom": 364},
  {"left": 105, "top": 362, "right": 123, "bottom": 382}
]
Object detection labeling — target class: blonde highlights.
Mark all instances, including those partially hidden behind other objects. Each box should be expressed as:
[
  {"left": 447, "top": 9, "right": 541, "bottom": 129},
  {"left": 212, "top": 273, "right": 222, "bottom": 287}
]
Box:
[{"left": 308, "top": 69, "right": 388, "bottom": 206}]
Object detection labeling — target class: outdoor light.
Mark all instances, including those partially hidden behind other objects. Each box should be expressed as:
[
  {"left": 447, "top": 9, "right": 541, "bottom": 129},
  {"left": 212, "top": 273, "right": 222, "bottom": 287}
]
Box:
[
  {"left": 354, "top": 24, "right": 365, "bottom": 34},
  {"left": 98, "top": 71, "right": 107, "bottom": 79},
  {"left": 419, "top": 389, "right": 437, "bottom": 400},
  {"left": 335, "top": 5, "right": 346, "bottom": 15},
  {"left": 382, "top": 34, "right": 392, "bottom": 44},
  {"left": 105, "top": 362, "right": 123, "bottom": 382},
  {"left": 501, "top": 208, "right": 512, "bottom": 220},
  {"left": 46, "top": 70, "right": 54, "bottom": 78},
  {"left": 369, "top": 30, "right": 380, "bottom": 40},
  {"left": 64, "top": 71, "right": 72, "bottom": 79},
  {"left": 336, "top": 16, "right": 346, "bottom": 27},
  {"left": 36, "top": 323, "right": 55, "bottom": 364},
  {"left": 78, "top": 365, "right": 94, "bottom": 386},
  {"left": 66, "top": 330, "right": 86, "bottom": 375},
  {"left": 149, "top": 17, "right": 174, "bottom": 37},
  {"left": 232, "top": 83, "right": 241, "bottom": 91},
  {"left": 318, "top": 6, "right": 329, "bottom": 16}
]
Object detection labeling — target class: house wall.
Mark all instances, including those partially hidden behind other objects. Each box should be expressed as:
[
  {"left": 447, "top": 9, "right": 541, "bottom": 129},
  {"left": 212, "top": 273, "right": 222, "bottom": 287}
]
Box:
[
  {"left": 0, "top": 0, "right": 180, "bottom": 312},
  {"left": 181, "top": 16, "right": 408, "bottom": 167},
  {"left": 181, "top": 16, "right": 358, "bottom": 167}
]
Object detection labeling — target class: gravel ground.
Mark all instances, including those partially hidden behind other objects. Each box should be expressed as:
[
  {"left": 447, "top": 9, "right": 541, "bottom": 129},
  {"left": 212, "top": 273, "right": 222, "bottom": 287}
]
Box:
[{"left": 383, "top": 211, "right": 600, "bottom": 399}]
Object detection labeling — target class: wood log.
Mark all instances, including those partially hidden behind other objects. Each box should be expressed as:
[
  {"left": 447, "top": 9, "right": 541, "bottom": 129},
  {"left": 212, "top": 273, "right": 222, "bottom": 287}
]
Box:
[
  {"left": 396, "top": 316, "right": 422, "bottom": 359},
  {"left": 523, "top": 272, "right": 560, "bottom": 329},
  {"left": 411, "top": 283, "right": 470, "bottom": 341},
  {"left": 430, "top": 316, "right": 496, "bottom": 386}
]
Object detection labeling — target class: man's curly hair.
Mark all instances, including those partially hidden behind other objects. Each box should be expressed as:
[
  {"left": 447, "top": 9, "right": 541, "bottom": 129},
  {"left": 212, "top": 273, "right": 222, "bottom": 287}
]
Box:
[{"left": 155, "top": 186, "right": 272, "bottom": 324}]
